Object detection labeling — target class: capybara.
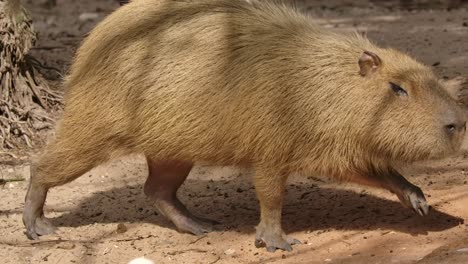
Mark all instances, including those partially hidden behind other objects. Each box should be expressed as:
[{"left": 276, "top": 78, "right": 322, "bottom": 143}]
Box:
[{"left": 23, "top": 0, "right": 466, "bottom": 252}]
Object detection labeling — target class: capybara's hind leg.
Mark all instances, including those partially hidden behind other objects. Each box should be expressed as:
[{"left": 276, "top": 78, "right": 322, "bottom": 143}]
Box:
[
  {"left": 144, "top": 158, "right": 215, "bottom": 235},
  {"left": 23, "top": 140, "right": 109, "bottom": 240},
  {"left": 23, "top": 164, "right": 55, "bottom": 240}
]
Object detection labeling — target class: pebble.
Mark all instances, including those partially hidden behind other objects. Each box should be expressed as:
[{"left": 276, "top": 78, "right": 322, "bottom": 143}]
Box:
[
  {"left": 116, "top": 223, "right": 128, "bottom": 233},
  {"left": 456, "top": 247, "right": 468, "bottom": 253},
  {"left": 224, "top": 249, "right": 236, "bottom": 255},
  {"left": 56, "top": 242, "right": 75, "bottom": 250},
  {"left": 79, "top": 13, "right": 99, "bottom": 22},
  {"left": 128, "top": 258, "right": 155, "bottom": 264}
]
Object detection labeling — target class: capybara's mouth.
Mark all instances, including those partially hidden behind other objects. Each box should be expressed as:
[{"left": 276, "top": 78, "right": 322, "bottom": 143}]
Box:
[{"left": 425, "top": 144, "right": 461, "bottom": 161}]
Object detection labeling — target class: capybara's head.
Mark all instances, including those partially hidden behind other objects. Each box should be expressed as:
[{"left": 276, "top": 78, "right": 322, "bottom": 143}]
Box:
[{"left": 357, "top": 50, "right": 466, "bottom": 162}]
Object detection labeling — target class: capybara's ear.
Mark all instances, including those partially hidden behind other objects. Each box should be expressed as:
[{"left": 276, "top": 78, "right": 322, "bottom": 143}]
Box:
[
  {"left": 358, "top": 51, "right": 381, "bottom": 77},
  {"left": 439, "top": 76, "right": 468, "bottom": 106}
]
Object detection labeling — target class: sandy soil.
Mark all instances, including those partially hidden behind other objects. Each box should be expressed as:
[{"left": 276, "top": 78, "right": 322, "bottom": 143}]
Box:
[{"left": 1, "top": 0, "right": 468, "bottom": 263}]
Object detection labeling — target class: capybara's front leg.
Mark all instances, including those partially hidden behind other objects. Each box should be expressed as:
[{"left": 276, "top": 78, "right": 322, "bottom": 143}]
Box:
[
  {"left": 144, "top": 158, "right": 216, "bottom": 236},
  {"left": 385, "top": 169, "right": 429, "bottom": 216},
  {"left": 348, "top": 169, "right": 429, "bottom": 216},
  {"left": 253, "top": 169, "right": 301, "bottom": 252}
]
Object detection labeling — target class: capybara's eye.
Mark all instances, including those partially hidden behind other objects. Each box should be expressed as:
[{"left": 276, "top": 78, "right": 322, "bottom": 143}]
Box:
[{"left": 389, "top": 82, "right": 408, "bottom": 96}]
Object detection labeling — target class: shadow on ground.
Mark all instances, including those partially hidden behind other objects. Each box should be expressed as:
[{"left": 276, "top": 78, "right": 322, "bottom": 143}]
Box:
[{"left": 47, "top": 177, "right": 463, "bottom": 237}]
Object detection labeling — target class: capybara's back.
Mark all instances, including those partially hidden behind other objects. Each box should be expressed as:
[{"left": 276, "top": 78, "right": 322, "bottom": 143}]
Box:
[{"left": 24, "top": 0, "right": 466, "bottom": 252}]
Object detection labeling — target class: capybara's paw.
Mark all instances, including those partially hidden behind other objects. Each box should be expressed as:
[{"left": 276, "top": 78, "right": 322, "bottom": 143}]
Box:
[
  {"left": 173, "top": 216, "right": 214, "bottom": 236},
  {"left": 397, "top": 186, "right": 429, "bottom": 216},
  {"left": 25, "top": 228, "right": 39, "bottom": 240},
  {"left": 36, "top": 216, "right": 57, "bottom": 235},
  {"left": 255, "top": 228, "right": 301, "bottom": 252},
  {"left": 24, "top": 216, "right": 57, "bottom": 240},
  {"left": 153, "top": 197, "right": 218, "bottom": 236}
]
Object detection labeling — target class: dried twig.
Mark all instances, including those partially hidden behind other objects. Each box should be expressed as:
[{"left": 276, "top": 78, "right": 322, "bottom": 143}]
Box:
[
  {"left": 0, "top": 239, "right": 84, "bottom": 247},
  {"left": 27, "top": 55, "right": 62, "bottom": 75},
  {"left": 189, "top": 235, "right": 207, "bottom": 244},
  {"left": 209, "top": 256, "right": 221, "bottom": 264},
  {"left": 165, "top": 248, "right": 208, "bottom": 256},
  {"left": 31, "top": 46, "right": 64, "bottom": 51},
  {"left": 0, "top": 177, "right": 25, "bottom": 183},
  {"left": 0, "top": 151, "right": 18, "bottom": 159},
  {"left": 111, "top": 235, "right": 154, "bottom": 243}
]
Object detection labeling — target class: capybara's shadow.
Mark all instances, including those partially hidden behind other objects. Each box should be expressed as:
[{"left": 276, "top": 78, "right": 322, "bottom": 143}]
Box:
[{"left": 50, "top": 177, "right": 464, "bottom": 236}]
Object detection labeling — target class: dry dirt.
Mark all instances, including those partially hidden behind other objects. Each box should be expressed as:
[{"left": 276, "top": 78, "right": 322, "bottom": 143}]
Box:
[{"left": 1, "top": 0, "right": 468, "bottom": 263}]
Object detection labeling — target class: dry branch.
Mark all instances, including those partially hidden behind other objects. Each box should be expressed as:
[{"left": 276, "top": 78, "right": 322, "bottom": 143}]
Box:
[{"left": 0, "top": 0, "right": 62, "bottom": 150}]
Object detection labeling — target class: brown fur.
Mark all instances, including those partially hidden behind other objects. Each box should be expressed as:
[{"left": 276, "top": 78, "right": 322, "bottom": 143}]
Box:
[
  {"left": 25, "top": 0, "right": 465, "bottom": 250},
  {"left": 45, "top": 0, "right": 463, "bottom": 184}
]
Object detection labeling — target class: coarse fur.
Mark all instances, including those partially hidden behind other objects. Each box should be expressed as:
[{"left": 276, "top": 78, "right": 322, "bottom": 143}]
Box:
[
  {"left": 48, "top": 0, "right": 462, "bottom": 184},
  {"left": 24, "top": 0, "right": 465, "bottom": 252}
]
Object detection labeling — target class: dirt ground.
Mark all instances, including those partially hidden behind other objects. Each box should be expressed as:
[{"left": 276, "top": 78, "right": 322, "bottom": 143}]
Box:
[{"left": 1, "top": 0, "right": 468, "bottom": 263}]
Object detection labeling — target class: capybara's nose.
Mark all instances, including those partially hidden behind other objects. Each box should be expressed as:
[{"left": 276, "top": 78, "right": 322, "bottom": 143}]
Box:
[
  {"left": 444, "top": 121, "right": 466, "bottom": 136},
  {"left": 443, "top": 107, "right": 466, "bottom": 138}
]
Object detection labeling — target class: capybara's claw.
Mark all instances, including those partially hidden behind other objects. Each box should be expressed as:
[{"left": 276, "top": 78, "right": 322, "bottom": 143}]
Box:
[
  {"left": 255, "top": 228, "right": 300, "bottom": 253},
  {"left": 287, "top": 238, "right": 302, "bottom": 245},
  {"left": 409, "top": 191, "right": 429, "bottom": 216},
  {"left": 398, "top": 186, "right": 429, "bottom": 216},
  {"left": 255, "top": 236, "right": 297, "bottom": 252},
  {"left": 174, "top": 216, "right": 213, "bottom": 236},
  {"left": 25, "top": 229, "right": 39, "bottom": 240}
]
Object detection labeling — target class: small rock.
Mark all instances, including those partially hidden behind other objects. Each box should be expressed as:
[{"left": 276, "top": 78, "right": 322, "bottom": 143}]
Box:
[
  {"left": 116, "top": 223, "right": 128, "bottom": 233},
  {"left": 456, "top": 247, "right": 468, "bottom": 253},
  {"left": 224, "top": 249, "right": 236, "bottom": 256},
  {"left": 128, "top": 257, "right": 155, "bottom": 264},
  {"left": 56, "top": 242, "right": 75, "bottom": 250},
  {"left": 79, "top": 13, "right": 99, "bottom": 22}
]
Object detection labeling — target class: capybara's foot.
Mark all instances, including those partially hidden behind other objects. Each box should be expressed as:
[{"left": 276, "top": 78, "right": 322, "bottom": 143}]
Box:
[
  {"left": 154, "top": 198, "right": 216, "bottom": 236},
  {"left": 23, "top": 181, "right": 54, "bottom": 240},
  {"left": 396, "top": 185, "right": 429, "bottom": 216},
  {"left": 24, "top": 215, "right": 57, "bottom": 240},
  {"left": 144, "top": 158, "right": 214, "bottom": 235},
  {"left": 172, "top": 213, "right": 214, "bottom": 236},
  {"left": 36, "top": 216, "right": 57, "bottom": 235},
  {"left": 255, "top": 225, "right": 301, "bottom": 252},
  {"left": 382, "top": 170, "right": 430, "bottom": 216}
]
